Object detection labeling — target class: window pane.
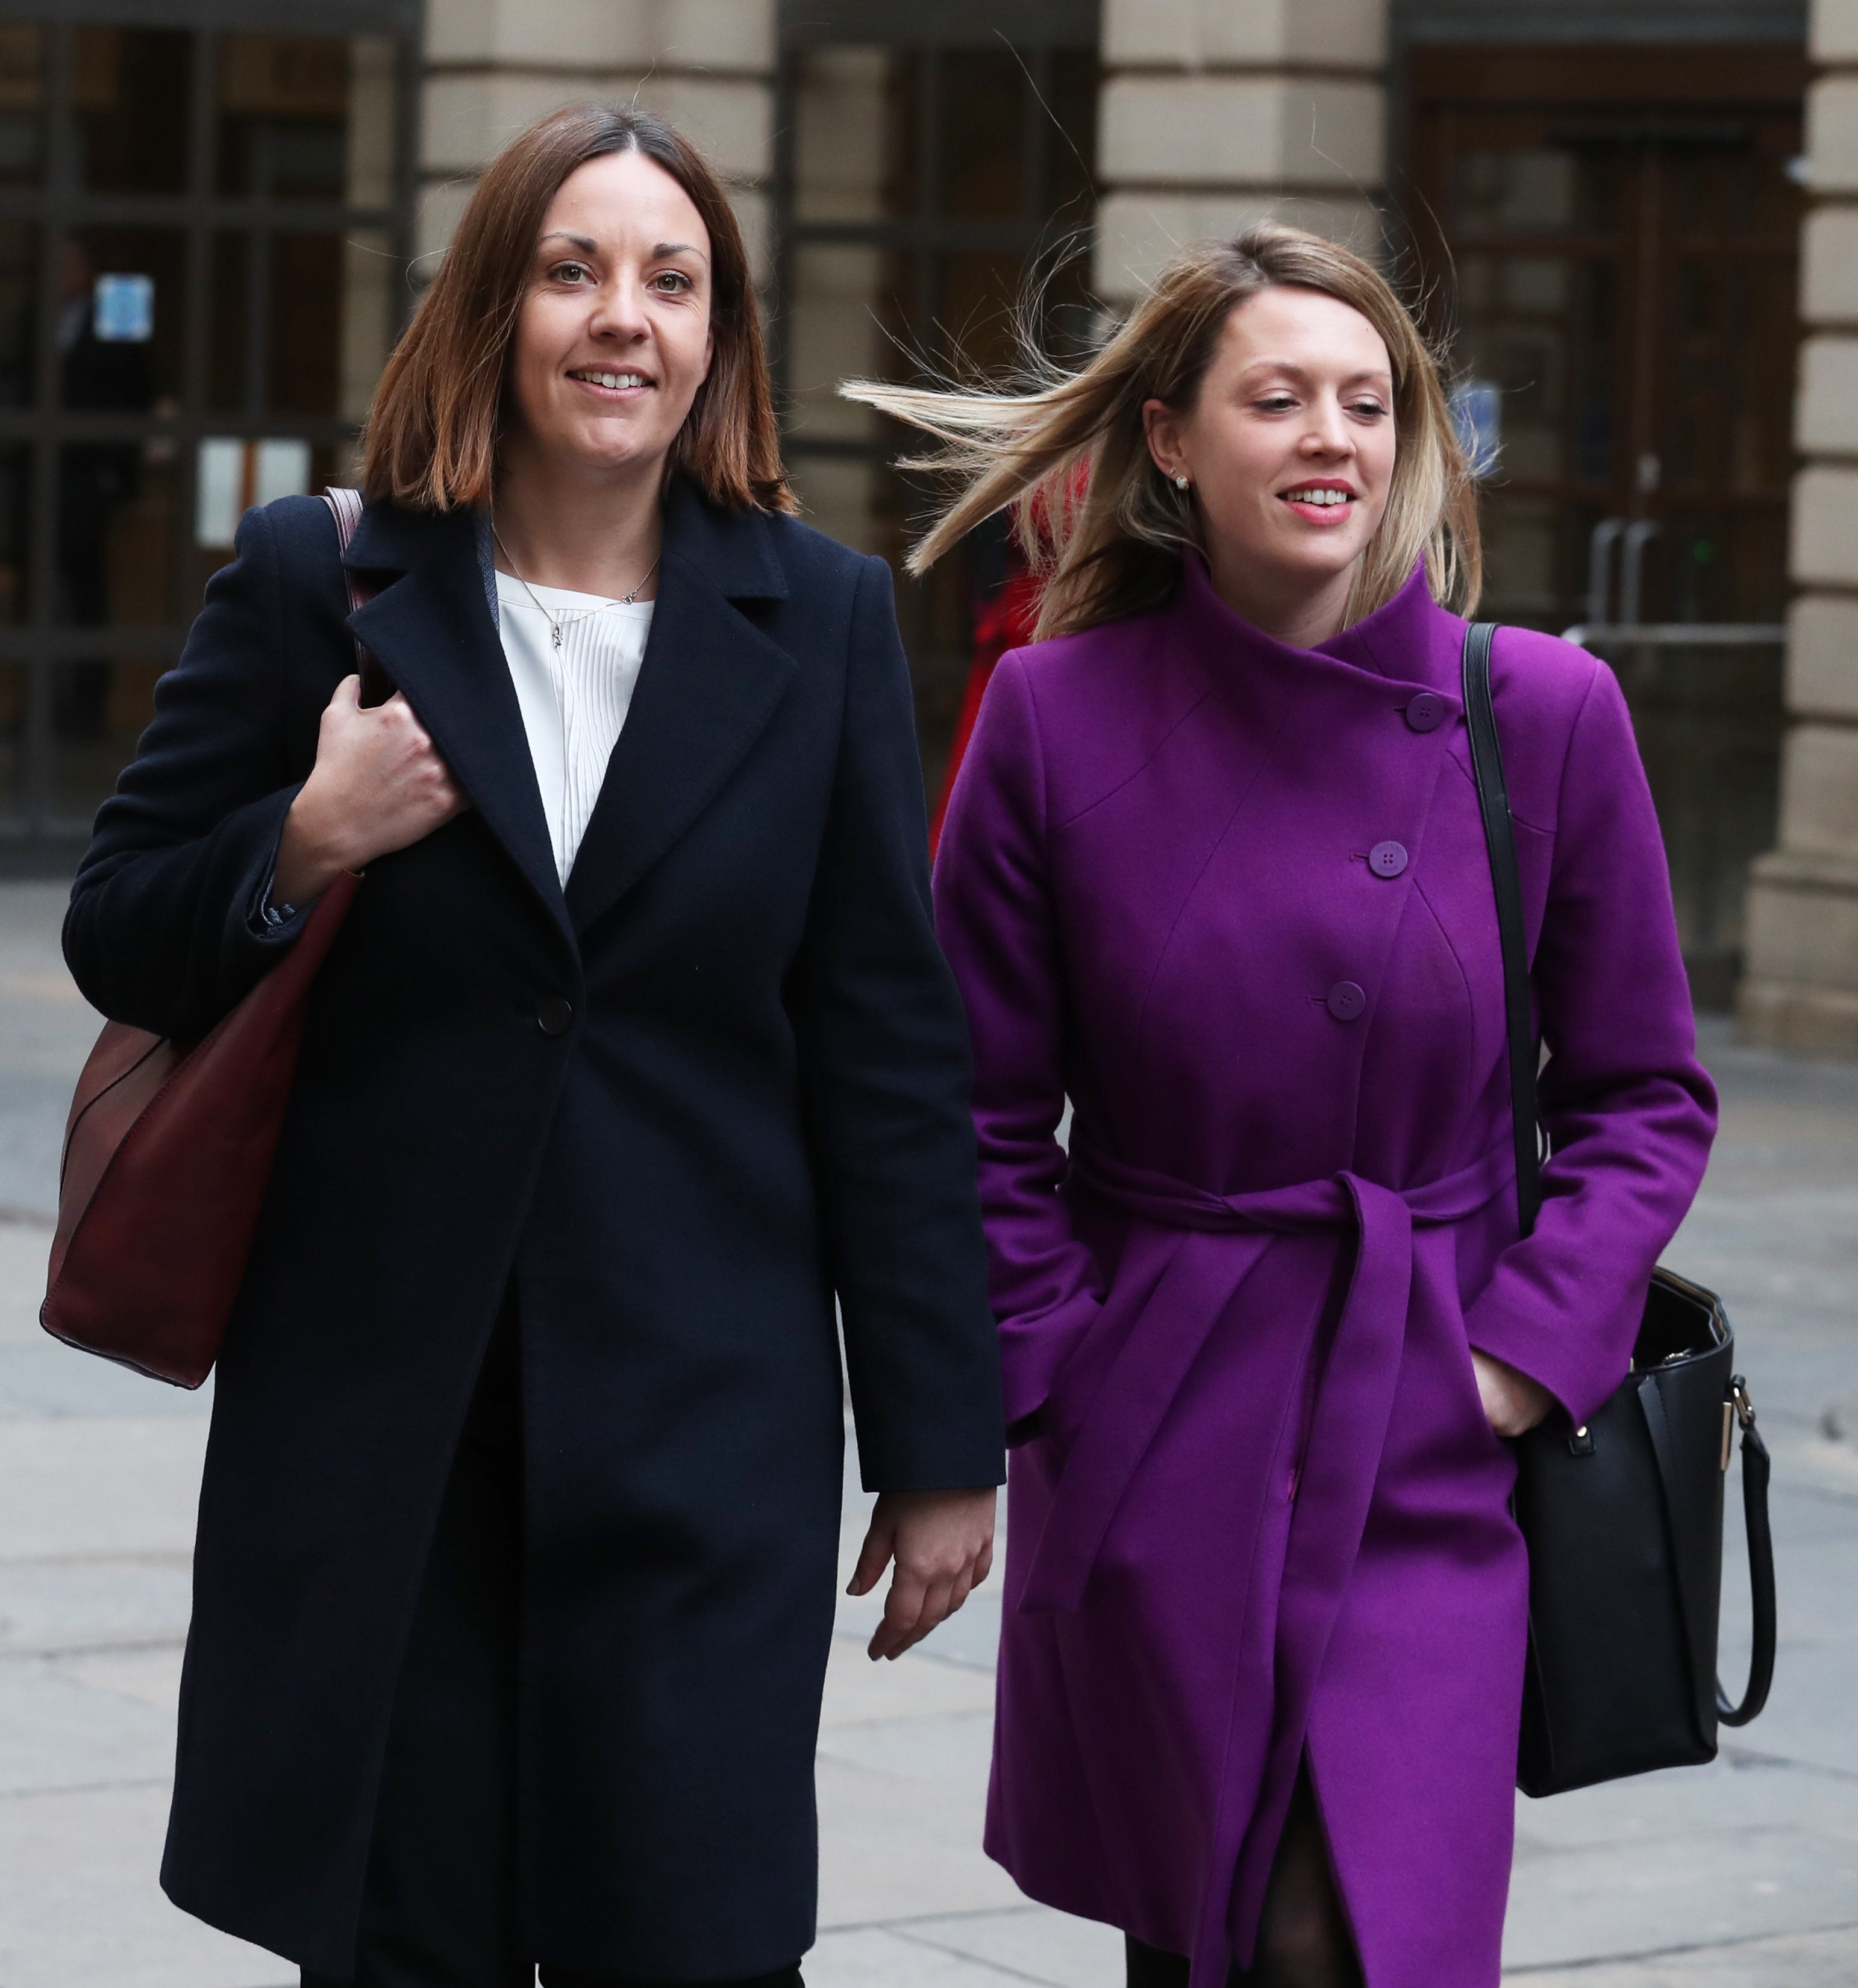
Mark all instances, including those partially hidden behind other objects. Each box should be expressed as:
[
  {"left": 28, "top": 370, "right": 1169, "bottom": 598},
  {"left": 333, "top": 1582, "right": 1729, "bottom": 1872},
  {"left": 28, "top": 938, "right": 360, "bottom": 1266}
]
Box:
[
  {"left": 0, "top": 25, "right": 45, "bottom": 189},
  {"left": 58, "top": 442, "right": 168, "bottom": 628},
  {"left": 939, "top": 52, "right": 1025, "bottom": 220},
  {"left": 0, "top": 444, "right": 31, "bottom": 624},
  {"left": 217, "top": 34, "right": 348, "bottom": 200},
  {"left": 208, "top": 231, "right": 249, "bottom": 413},
  {"left": 0, "top": 223, "right": 39, "bottom": 407},
  {"left": 74, "top": 28, "right": 192, "bottom": 195},
  {"left": 63, "top": 228, "right": 187, "bottom": 407},
  {"left": 268, "top": 231, "right": 343, "bottom": 414},
  {"left": 0, "top": 662, "right": 23, "bottom": 827}
]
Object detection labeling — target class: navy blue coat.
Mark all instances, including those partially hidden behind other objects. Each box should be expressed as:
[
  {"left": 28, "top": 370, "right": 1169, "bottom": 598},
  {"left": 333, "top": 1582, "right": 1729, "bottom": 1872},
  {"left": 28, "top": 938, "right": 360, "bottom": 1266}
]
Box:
[{"left": 63, "top": 482, "right": 1004, "bottom": 1980}]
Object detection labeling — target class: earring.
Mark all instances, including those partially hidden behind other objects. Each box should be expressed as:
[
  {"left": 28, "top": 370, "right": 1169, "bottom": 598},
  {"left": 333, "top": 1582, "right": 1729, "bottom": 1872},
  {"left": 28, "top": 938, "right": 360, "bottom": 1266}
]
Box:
[{"left": 1172, "top": 471, "right": 1190, "bottom": 490}]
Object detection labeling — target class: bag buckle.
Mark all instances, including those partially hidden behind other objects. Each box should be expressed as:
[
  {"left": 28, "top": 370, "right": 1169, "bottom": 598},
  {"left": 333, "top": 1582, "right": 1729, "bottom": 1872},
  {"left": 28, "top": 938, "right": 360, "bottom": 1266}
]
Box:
[{"left": 1722, "top": 1376, "right": 1756, "bottom": 1471}]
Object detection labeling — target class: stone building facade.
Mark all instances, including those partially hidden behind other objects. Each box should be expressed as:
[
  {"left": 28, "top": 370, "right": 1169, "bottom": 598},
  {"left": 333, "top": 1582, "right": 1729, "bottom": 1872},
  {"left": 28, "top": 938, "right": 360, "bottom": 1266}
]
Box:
[{"left": 0, "top": 1, "right": 1848, "bottom": 1048}]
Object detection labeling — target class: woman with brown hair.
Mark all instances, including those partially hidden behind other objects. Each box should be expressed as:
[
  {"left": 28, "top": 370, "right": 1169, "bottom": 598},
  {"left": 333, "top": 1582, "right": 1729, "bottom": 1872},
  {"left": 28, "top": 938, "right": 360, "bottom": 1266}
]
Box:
[
  {"left": 849, "top": 226, "right": 1714, "bottom": 1986},
  {"left": 62, "top": 106, "right": 1003, "bottom": 1988}
]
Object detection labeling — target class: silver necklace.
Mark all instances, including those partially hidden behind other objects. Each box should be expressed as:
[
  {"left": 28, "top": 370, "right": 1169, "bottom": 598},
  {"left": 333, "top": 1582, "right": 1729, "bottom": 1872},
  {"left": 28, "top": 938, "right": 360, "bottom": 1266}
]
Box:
[{"left": 492, "top": 525, "right": 659, "bottom": 650}]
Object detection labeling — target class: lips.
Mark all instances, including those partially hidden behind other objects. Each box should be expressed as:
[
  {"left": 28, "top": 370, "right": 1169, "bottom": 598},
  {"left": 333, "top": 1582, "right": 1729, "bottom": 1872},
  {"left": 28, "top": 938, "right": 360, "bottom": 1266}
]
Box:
[
  {"left": 568, "top": 368, "right": 652, "bottom": 392},
  {"left": 1278, "top": 481, "right": 1357, "bottom": 525}
]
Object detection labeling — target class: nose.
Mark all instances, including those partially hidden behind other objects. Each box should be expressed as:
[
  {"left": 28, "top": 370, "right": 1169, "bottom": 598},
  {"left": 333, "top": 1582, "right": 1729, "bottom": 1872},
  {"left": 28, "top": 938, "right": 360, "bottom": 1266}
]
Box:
[
  {"left": 1300, "top": 392, "right": 1356, "bottom": 459},
  {"left": 588, "top": 274, "right": 650, "bottom": 344}
]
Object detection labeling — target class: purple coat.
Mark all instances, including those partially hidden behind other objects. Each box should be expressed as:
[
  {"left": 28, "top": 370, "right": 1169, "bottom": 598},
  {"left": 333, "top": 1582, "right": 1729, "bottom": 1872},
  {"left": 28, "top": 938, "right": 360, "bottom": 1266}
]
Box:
[{"left": 932, "top": 559, "right": 1716, "bottom": 1988}]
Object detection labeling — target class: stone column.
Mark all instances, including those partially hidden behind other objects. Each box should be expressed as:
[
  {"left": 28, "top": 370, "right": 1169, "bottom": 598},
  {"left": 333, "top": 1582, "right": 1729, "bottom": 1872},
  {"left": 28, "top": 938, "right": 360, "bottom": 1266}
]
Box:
[
  {"left": 1093, "top": 0, "right": 1390, "bottom": 307},
  {"left": 418, "top": 0, "right": 777, "bottom": 283},
  {"left": 1742, "top": 0, "right": 1858, "bottom": 1054}
]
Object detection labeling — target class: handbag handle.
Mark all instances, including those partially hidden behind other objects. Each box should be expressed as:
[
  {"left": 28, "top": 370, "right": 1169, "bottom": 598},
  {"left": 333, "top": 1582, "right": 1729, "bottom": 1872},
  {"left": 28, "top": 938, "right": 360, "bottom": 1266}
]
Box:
[
  {"left": 320, "top": 486, "right": 392, "bottom": 705},
  {"left": 1459, "top": 623, "right": 1775, "bottom": 1734}
]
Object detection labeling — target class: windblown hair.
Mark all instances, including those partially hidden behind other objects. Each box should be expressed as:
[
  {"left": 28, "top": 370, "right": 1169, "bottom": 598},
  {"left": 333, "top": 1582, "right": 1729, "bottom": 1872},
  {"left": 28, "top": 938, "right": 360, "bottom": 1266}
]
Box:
[
  {"left": 842, "top": 223, "right": 1479, "bottom": 640},
  {"left": 364, "top": 104, "right": 792, "bottom": 514}
]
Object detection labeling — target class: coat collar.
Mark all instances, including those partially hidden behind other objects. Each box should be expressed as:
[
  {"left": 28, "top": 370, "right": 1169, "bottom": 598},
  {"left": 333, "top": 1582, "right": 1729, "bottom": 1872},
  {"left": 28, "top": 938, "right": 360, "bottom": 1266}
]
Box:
[
  {"left": 339, "top": 482, "right": 796, "bottom": 940},
  {"left": 561, "top": 482, "right": 795, "bottom": 934},
  {"left": 1171, "top": 554, "right": 1468, "bottom": 702}
]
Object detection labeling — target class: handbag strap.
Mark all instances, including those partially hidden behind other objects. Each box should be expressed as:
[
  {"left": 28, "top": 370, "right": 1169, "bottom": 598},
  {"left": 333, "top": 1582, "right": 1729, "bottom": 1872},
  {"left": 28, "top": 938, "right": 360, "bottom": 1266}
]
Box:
[
  {"left": 1460, "top": 623, "right": 1777, "bottom": 1734},
  {"left": 319, "top": 486, "right": 392, "bottom": 704},
  {"left": 1460, "top": 623, "right": 1541, "bottom": 1238},
  {"left": 1718, "top": 1381, "right": 1776, "bottom": 1726}
]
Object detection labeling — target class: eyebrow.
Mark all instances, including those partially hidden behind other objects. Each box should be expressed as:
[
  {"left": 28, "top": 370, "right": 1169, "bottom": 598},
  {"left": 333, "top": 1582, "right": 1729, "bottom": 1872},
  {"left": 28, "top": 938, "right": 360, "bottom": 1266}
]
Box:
[
  {"left": 534, "top": 231, "right": 710, "bottom": 268},
  {"left": 1243, "top": 360, "right": 1390, "bottom": 387}
]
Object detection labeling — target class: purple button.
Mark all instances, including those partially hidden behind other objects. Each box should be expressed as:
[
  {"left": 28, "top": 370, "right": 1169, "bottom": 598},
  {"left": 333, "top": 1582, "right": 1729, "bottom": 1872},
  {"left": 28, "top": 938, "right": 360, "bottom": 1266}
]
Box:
[
  {"left": 1368, "top": 839, "right": 1409, "bottom": 879},
  {"left": 1405, "top": 692, "right": 1444, "bottom": 733},
  {"left": 1326, "top": 980, "right": 1367, "bottom": 1022}
]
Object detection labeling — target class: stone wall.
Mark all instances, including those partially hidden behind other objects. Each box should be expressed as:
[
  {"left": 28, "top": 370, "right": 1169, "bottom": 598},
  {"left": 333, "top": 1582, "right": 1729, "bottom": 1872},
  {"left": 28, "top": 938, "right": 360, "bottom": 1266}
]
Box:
[
  {"left": 1094, "top": 0, "right": 1390, "bottom": 304},
  {"left": 1741, "top": 0, "right": 1858, "bottom": 1053},
  {"left": 417, "top": 0, "right": 777, "bottom": 281}
]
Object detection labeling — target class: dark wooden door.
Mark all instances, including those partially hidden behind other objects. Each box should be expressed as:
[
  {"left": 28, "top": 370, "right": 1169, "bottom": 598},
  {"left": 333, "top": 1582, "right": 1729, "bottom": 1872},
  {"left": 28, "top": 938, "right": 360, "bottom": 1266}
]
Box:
[{"left": 1407, "top": 45, "right": 1806, "bottom": 1003}]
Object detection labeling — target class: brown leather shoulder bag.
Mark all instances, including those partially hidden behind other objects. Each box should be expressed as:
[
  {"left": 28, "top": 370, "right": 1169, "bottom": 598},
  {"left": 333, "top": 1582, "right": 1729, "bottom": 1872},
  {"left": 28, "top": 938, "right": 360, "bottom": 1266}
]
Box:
[{"left": 40, "top": 489, "right": 375, "bottom": 1387}]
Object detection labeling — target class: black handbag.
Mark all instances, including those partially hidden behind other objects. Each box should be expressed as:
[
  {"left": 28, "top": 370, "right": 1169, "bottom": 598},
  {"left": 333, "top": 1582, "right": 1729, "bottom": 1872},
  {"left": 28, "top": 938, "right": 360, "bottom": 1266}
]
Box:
[{"left": 1460, "top": 621, "right": 1777, "bottom": 1798}]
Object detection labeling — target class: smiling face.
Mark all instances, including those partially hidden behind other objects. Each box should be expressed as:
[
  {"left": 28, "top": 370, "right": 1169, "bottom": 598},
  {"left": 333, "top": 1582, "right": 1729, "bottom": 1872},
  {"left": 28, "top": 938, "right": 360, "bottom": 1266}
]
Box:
[
  {"left": 502, "top": 147, "right": 715, "bottom": 487},
  {"left": 1143, "top": 284, "right": 1398, "bottom": 637}
]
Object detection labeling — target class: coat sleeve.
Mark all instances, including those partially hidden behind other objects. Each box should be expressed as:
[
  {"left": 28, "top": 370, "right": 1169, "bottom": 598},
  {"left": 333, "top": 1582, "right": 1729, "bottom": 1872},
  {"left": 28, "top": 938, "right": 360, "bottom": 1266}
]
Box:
[
  {"left": 63, "top": 502, "right": 312, "bottom": 1041},
  {"left": 1463, "top": 657, "right": 1718, "bottom": 1425},
  {"left": 790, "top": 552, "right": 1004, "bottom": 1493},
  {"left": 931, "top": 651, "right": 1106, "bottom": 1442}
]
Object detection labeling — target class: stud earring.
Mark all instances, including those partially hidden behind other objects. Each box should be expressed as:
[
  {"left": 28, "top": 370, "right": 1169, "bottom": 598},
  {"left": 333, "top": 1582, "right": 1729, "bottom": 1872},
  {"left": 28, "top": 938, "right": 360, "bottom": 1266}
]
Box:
[{"left": 1172, "top": 471, "right": 1190, "bottom": 490}]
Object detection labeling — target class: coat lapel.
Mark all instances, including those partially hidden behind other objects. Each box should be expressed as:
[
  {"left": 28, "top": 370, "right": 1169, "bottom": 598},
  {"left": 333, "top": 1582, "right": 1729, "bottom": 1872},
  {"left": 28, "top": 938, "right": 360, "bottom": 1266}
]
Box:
[
  {"left": 563, "top": 484, "right": 795, "bottom": 935},
  {"left": 341, "top": 504, "right": 569, "bottom": 935}
]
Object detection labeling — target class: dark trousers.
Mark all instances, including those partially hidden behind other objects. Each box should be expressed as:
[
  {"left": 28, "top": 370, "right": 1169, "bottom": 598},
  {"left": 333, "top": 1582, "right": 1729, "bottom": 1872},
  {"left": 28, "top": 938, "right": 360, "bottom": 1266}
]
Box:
[
  {"left": 1123, "top": 1768, "right": 1362, "bottom": 1988},
  {"left": 302, "top": 1314, "right": 804, "bottom": 1988}
]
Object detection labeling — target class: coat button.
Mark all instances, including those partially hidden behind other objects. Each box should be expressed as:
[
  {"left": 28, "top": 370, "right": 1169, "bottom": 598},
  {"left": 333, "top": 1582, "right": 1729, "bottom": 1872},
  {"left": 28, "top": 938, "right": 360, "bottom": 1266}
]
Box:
[
  {"left": 1368, "top": 839, "right": 1409, "bottom": 879},
  {"left": 1404, "top": 692, "right": 1444, "bottom": 733},
  {"left": 1326, "top": 980, "right": 1367, "bottom": 1022},
  {"left": 536, "top": 996, "right": 574, "bottom": 1037}
]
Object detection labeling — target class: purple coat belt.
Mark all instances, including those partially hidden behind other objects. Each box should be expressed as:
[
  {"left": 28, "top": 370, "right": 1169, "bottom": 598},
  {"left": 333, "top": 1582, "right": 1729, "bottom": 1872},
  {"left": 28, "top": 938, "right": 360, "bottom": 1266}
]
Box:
[{"left": 1020, "top": 1141, "right": 1517, "bottom": 1980}]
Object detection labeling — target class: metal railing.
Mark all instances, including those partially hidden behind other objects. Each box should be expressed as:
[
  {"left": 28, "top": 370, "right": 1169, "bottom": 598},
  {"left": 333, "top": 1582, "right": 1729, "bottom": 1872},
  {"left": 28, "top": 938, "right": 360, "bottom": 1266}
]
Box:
[{"left": 1562, "top": 518, "right": 1786, "bottom": 651}]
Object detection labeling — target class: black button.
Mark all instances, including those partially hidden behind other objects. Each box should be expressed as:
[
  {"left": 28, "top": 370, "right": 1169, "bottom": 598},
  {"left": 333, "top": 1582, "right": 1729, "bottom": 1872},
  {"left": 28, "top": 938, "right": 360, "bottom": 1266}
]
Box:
[
  {"left": 1368, "top": 839, "right": 1409, "bottom": 879},
  {"left": 1404, "top": 692, "right": 1444, "bottom": 733},
  {"left": 1326, "top": 980, "right": 1367, "bottom": 1022},
  {"left": 536, "top": 996, "right": 574, "bottom": 1037}
]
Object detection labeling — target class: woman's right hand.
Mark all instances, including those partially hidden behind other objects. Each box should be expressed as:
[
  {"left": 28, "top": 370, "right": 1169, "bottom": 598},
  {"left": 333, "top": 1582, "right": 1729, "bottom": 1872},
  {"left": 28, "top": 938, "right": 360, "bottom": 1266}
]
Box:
[{"left": 272, "top": 674, "right": 466, "bottom": 904}]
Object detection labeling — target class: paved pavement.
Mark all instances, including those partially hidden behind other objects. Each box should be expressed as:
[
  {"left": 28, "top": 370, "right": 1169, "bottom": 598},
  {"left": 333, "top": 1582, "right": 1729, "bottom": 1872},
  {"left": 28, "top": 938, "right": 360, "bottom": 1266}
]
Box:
[{"left": 0, "top": 876, "right": 1854, "bottom": 1988}]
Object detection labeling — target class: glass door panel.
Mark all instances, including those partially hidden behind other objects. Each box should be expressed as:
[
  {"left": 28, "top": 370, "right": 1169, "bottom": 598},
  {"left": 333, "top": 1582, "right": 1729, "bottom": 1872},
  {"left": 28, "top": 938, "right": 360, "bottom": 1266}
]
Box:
[{"left": 1407, "top": 44, "right": 1804, "bottom": 1001}]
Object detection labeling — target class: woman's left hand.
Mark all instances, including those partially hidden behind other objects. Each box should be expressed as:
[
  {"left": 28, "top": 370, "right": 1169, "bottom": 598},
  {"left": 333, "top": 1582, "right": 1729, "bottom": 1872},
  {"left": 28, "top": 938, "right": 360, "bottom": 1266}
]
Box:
[
  {"left": 848, "top": 1486, "right": 998, "bottom": 1661},
  {"left": 1471, "top": 1349, "right": 1556, "bottom": 1438}
]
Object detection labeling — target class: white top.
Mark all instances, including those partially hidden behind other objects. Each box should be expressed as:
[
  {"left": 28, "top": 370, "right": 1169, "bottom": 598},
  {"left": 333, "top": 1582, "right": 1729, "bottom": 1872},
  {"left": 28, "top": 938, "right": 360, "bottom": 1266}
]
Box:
[{"left": 495, "top": 571, "right": 654, "bottom": 884}]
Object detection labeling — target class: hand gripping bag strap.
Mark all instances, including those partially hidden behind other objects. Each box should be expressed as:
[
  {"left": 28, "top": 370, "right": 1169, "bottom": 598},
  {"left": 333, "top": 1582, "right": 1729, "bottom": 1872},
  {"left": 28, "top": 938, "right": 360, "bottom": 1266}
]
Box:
[{"left": 1460, "top": 622, "right": 1775, "bottom": 1740}]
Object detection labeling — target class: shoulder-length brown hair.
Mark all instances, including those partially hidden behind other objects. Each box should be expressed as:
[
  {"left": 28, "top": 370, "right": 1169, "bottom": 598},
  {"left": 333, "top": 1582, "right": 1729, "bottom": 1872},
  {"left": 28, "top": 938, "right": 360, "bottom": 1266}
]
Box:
[
  {"left": 843, "top": 223, "right": 1478, "bottom": 639},
  {"left": 364, "top": 104, "right": 792, "bottom": 513}
]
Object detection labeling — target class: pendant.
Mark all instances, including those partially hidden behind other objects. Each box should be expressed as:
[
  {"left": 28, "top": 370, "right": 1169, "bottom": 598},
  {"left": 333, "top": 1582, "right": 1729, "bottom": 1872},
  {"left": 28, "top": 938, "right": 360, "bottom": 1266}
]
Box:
[{"left": 551, "top": 622, "right": 563, "bottom": 650}]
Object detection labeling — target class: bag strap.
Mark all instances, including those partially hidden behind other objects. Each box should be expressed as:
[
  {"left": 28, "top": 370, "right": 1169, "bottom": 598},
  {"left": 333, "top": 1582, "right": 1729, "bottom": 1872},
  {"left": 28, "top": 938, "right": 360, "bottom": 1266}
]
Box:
[
  {"left": 1718, "top": 1379, "right": 1777, "bottom": 1727},
  {"left": 319, "top": 486, "right": 392, "bottom": 705},
  {"left": 1460, "top": 623, "right": 1541, "bottom": 1239},
  {"left": 1460, "top": 624, "right": 1777, "bottom": 1734}
]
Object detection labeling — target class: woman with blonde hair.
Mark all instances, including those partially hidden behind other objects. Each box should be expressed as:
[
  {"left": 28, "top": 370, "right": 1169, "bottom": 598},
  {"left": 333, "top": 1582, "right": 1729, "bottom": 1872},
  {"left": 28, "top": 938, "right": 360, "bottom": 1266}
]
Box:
[
  {"left": 64, "top": 104, "right": 1003, "bottom": 1988},
  {"left": 849, "top": 225, "right": 1715, "bottom": 1986}
]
